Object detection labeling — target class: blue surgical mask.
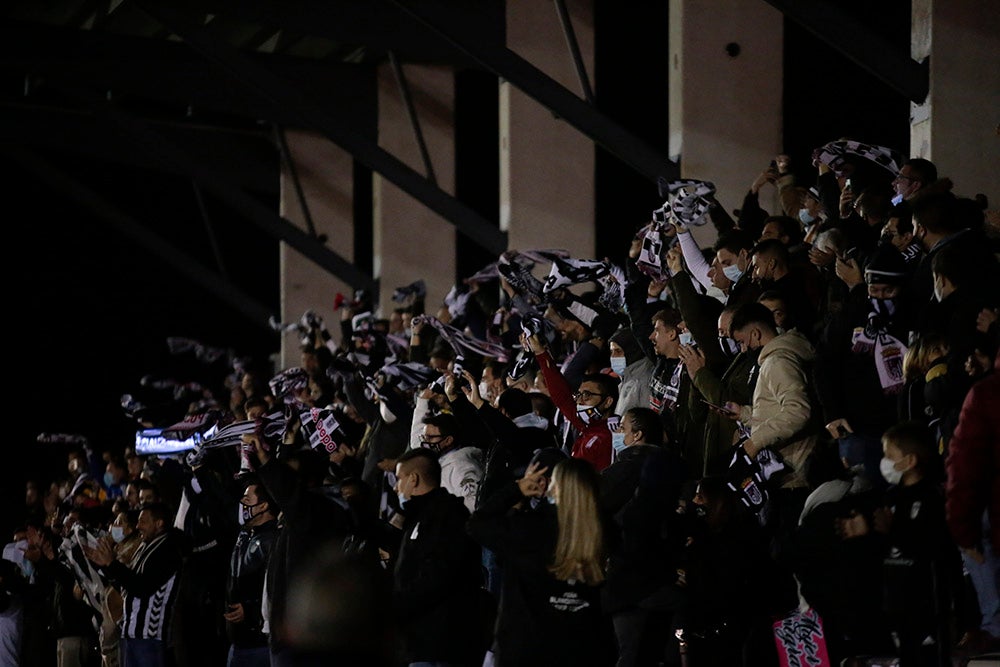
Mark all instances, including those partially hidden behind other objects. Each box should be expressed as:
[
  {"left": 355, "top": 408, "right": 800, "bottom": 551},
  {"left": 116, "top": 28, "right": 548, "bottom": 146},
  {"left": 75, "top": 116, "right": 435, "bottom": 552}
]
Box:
[
  {"left": 110, "top": 526, "right": 126, "bottom": 543},
  {"left": 545, "top": 494, "right": 556, "bottom": 505},
  {"left": 103, "top": 472, "right": 115, "bottom": 488},
  {"left": 679, "top": 331, "right": 694, "bottom": 347},
  {"left": 396, "top": 492, "right": 408, "bottom": 510},
  {"left": 798, "top": 208, "right": 816, "bottom": 226},
  {"left": 609, "top": 356, "right": 627, "bottom": 375},
  {"left": 891, "top": 193, "right": 904, "bottom": 206},
  {"left": 722, "top": 264, "right": 743, "bottom": 283},
  {"left": 611, "top": 432, "right": 627, "bottom": 454}
]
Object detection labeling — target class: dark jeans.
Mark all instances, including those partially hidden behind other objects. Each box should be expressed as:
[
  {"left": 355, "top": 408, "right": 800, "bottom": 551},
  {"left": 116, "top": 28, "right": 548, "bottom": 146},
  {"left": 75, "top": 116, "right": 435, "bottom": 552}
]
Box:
[
  {"left": 228, "top": 644, "right": 270, "bottom": 667},
  {"left": 121, "top": 637, "right": 167, "bottom": 667}
]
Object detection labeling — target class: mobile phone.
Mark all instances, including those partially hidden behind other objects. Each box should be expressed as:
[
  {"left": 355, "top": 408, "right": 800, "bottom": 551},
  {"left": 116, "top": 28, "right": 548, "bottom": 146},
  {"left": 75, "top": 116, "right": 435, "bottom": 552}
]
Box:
[
  {"left": 700, "top": 398, "right": 735, "bottom": 415},
  {"left": 845, "top": 178, "right": 853, "bottom": 191}
]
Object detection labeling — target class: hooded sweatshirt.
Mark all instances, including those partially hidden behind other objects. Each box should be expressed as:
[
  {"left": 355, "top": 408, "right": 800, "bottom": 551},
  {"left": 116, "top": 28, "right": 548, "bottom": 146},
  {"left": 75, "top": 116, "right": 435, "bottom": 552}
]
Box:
[{"left": 737, "top": 330, "right": 821, "bottom": 488}]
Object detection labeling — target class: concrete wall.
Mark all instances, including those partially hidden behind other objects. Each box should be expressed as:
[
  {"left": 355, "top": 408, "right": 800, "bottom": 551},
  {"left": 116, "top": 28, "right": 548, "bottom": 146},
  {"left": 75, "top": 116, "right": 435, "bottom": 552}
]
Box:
[
  {"left": 669, "top": 0, "right": 784, "bottom": 248},
  {"left": 278, "top": 129, "right": 355, "bottom": 369},
  {"left": 502, "top": 0, "right": 596, "bottom": 259},
  {"left": 912, "top": 0, "right": 1000, "bottom": 204},
  {"left": 374, "top": 62, "right": 457, "bottom": 319}
]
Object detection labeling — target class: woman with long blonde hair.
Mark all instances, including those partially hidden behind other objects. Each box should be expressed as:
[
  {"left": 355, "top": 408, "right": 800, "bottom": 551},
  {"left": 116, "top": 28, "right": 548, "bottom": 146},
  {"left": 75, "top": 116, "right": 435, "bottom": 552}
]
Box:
[
  {"left": 548, "top": 458, "right": 606, "bottom": 585},
  {"left": 468, "top": 449, "right": 617, "bottom": 667}
]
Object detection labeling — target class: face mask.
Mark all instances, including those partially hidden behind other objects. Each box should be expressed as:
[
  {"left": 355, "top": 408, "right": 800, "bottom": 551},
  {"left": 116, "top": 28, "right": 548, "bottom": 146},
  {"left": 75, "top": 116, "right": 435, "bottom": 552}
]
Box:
[
  {"left": 576, "top": 403, "right": 602, "bottom": 425},
  {"left": 396, "top": 492, "right": 408, "bottom": 511},
  {"left": 679, "top": 332, "right": 694, "bottom": 347},
  {"left": 891, "top": 193, "right": 904, "bottom": 206},
  {"left": 799, "top": 208, "right": 816, "bottom": 226},
  {"left": 879, "top": 457, "right": 904, "bottom": 485},
  {"left": 545, "top": 494, "right": 556, "bottom": 505},
  {"left": 240, "top": 501, "right": 262, "bottom": 526},
  {"left": 104, "top": 472, "right": 115, "bottom": 488},
  {"left": 719, "top": 336, "right": 740, "bottom": 357},
  {"left": 611, "top": 432, "right": 627, "bottom": 454},
  {"left": 478, "top": 381, "right": 491, "bottom": 400},
  {"left": 870, "top": 297, "right": 896, "bottom": 318},
  {"left": 110, "top": 526, "right": 126, "bottom": 543},
  {"left": 775, "top": 326, "right": 786, "bottom": 335},
  {"left": 932, "top": 279, "right": 945, "bottom": 303},
  {"left": 21, "top": 559, "right": 33, "bottom": 581},
  {"left": 722, "top": 264, "right": 743, "bottom": 283},
  {"left": 609, "top": 356, "right": 627, "bottom": 375}
]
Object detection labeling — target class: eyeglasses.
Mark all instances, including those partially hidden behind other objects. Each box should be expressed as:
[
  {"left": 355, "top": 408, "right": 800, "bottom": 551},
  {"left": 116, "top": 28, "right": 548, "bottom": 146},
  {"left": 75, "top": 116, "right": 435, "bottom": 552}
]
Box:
[
  {"left": 573, "top": 390, "right": 607, "bottom": 401},
  {"left": 893, "top": 174, "right": 919, "bottom": 183}
]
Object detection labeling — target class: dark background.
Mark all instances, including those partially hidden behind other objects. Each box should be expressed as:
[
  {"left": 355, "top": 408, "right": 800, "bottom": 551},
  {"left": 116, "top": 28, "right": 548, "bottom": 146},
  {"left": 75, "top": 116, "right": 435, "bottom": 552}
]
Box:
[{"left": 4, "top": 0, "right": 911, "bottom": 539}]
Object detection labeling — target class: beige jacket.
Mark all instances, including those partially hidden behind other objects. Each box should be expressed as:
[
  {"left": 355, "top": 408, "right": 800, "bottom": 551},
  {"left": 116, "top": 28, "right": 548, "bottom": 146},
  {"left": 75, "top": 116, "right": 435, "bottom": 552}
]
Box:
[{"left": 737, "top": 330, "right": 819, "bottom": 488}]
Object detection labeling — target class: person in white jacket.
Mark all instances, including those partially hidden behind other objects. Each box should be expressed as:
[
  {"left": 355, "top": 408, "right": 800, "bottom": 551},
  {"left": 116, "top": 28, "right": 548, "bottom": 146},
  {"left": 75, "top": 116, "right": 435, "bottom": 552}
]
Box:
[{"left": 415, "top": 413, "right": 484, "bottom": 514}]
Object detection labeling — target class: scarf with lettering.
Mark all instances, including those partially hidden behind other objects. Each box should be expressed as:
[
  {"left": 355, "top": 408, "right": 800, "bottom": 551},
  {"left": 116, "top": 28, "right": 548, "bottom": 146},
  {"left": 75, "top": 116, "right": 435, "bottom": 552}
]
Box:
[{"left": 850, "top": 298, "right": 907, "bottom": 394}]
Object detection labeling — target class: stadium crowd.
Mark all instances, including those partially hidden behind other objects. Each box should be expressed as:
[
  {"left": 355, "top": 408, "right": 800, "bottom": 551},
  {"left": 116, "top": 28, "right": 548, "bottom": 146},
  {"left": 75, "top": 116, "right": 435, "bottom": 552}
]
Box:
[{"left": 2, "top": 141, "right": 999, "bottom": 667}]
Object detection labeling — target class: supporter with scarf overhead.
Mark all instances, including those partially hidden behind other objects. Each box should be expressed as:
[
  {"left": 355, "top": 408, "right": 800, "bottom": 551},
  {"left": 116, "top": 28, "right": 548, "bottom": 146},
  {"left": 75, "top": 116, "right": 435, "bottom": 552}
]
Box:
[
  {"left": 524, "top": 328, "right": 618, "bottom": 472},
  {"left": 814, "top": 243, "right": 913, "bottom": 489}
]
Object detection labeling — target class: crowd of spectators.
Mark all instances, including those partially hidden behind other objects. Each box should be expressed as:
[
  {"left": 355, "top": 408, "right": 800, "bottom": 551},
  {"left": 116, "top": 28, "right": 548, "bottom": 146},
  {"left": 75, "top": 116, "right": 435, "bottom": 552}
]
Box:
[{"left": 3, "top": 141, "right": 999, "bottom": 667}]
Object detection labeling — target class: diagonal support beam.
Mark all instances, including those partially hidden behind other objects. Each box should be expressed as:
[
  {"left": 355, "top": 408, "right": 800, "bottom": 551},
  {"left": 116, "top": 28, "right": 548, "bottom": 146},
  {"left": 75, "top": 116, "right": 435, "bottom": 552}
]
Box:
[
  {"left": 54, "top": 79, "right": 377, "bottom": 292},
  {"left": 132, "top": 0, "right": 508, "bottom": 256},
  {"left": 6, "top": 146, "right": 276, "bottom": 331},
  {"left": 761, "top": 0, "right": 929, "bottom": 103},
  {"left": 386, "top": 0, "right": 679, "bottom": 184}
]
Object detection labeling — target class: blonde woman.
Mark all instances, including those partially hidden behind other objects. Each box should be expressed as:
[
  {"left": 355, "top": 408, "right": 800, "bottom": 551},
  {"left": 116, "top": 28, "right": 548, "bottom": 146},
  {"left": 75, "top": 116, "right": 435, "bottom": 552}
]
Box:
[{"left": 468, "top": 450, "right": 617, "bottom": 667}]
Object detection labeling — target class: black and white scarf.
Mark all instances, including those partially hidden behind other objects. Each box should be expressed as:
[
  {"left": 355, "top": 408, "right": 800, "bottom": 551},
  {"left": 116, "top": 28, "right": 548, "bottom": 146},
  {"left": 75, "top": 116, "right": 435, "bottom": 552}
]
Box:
[
  {"left": 655, "top": 178, "right": 717, "bottom": 228},
  {"left": 411, "top": 315, "right": 510, "bottom": 362},
  {"left": 166, "top": 337, "right": 234, "bottom": 365},
  {"left": 850, "top": 298, "right": 907, "bottom": 394},
  {"left": 543, "top": 257, "right": 626, "bottom": 313},
  {"left": 812, "top": 139, "right": 903, "bottom": 176}
]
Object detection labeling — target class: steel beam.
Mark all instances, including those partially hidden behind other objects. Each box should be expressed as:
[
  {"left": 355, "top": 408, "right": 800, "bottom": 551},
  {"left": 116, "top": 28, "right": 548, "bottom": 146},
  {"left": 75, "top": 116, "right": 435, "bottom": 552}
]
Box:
[
  {"left": 55, "top": 79, "right": 377, "bottom": 292},
  {"left": 386, "top": 0, "right": 679, "bottom": 184},
  {"left": 762, "top": 0, "right": 929, "bottom": 103},
  {"left": 132, "top": 0, "right": 508, "bottom": 256}
]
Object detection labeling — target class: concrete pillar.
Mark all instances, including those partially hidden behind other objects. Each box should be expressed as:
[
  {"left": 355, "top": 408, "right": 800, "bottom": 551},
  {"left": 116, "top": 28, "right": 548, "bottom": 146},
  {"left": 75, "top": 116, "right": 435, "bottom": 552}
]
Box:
[
  {"left": 501, "top": 0, "right": 595, "bottom": 258},
  {"left": 911, "top": 0, "right": 999, "bottom": 204},
  {"left": 278, "top": 129, "right": 355, "bottom": 370},
  {"left": 374, "top": 63, "right": 457, "bottom": 319},
  {"left": 668, "top": 0, "right": 784, "bottom": 248}
]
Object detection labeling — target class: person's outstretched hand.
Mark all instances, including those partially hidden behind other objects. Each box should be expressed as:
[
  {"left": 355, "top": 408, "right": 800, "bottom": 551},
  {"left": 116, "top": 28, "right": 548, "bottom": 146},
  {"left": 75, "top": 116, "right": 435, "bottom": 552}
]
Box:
[{"left": 517, "top": 462, "right": 548, "bottom": 499}]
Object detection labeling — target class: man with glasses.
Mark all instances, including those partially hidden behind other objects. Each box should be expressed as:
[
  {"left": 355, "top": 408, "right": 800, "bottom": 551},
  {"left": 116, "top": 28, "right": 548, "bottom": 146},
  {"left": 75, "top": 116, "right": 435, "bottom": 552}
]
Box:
[
  {"left": 418, "top": 413, "right": 483, "bottom": 513},
  {"left": 524, "top": 330, "right": 619, "bottom": 472},
  {"left": 891, "top": 158, "right": 937, "bottom": 205}
]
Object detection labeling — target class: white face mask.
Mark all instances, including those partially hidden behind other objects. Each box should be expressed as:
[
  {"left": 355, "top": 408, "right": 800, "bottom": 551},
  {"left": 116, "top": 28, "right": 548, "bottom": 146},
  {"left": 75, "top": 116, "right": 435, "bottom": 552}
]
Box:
[
  {"left": 478, "top": 381, "right": 491, "bottom": 400},
  {"left": 576, "top": 403, "right": 602, "bottom": 425},
  {"left": 110, "top": 526, "right": 126, "bottom": 543},
  {"left": 609, "top": 356, "right": 627, "bottom": 375},
  {"left": 722, "top": 264, "right": 743, "bottom": 283},
  {"left": 879, "top": 457, "right": 904, "bottom": 486},
  {"left": 932, "top": 278, "right": 945, "bottom": 303}
]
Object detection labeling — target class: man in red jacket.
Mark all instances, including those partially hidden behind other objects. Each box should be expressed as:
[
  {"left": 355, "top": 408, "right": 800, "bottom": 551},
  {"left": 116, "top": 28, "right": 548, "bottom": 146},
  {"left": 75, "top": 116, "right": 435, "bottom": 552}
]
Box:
[
  {"left": 945, "top": 350, "right": 1000, "bottom": 651},
  {"left": 525, "top": 331, "right": 618, "bottom": 472}
]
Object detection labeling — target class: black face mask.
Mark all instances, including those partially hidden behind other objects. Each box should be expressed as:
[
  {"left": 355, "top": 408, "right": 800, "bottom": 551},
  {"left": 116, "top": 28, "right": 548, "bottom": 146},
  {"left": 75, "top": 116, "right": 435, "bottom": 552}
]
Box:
[{"left": 718, "top": 336, "right": 740, "bottom": 358}]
